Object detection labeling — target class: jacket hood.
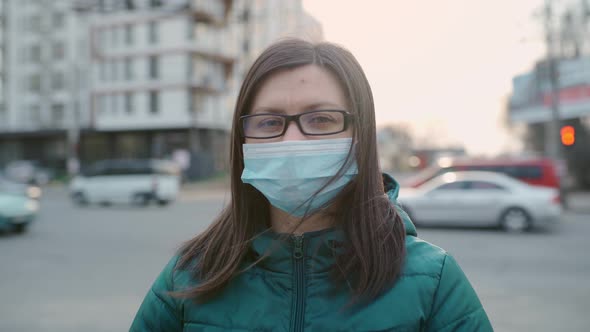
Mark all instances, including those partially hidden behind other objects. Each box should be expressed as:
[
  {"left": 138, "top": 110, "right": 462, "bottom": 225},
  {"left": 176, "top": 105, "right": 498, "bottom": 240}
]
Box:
[{"left": 383, "top": 173, "right": 417, "bottom": 237}]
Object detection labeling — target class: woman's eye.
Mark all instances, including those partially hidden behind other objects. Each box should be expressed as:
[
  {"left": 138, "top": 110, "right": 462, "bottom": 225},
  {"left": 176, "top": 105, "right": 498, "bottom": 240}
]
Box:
[
  {"left": 308, "top": 116, "right": 335, "bottom": 124},
  {"left": 257, "top": 118, "right": 283, "bottom": 128}
]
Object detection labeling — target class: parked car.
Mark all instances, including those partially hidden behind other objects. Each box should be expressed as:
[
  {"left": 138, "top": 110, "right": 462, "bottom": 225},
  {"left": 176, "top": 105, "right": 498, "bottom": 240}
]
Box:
[
  {"left": 69, "top": 159, "right": 181, "bottom": 207},
  {"left": 3, "top": 160, "right": 53, "bottom": 185},
  {"left": 398, "top": 171, "right": 561, "bottom": 232},
  {"left": 0, "top": 175, "right": 42, "bottom": 200},
  {"left": 402, "top": 157, "right": 562, "bottom": 190},
  {"left": 0, "top": 191, "right": 40, "bottom": 233}
]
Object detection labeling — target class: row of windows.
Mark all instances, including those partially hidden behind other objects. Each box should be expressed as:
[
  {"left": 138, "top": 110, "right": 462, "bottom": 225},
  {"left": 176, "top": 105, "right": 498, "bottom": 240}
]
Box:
[
  {"left": 97, "top": 92, "right": 159, "bottom": 115},
  {"left": 98, "top": 55, "right": 159, "bottom": 82},
  {"left": 26, "top": 11, "right": 66, "bottom": 33},
  {"left": 26, "top": 42, "right": 66, "bottom": 63},
  {"left": 28, "top": 71, "right": 67, "bottom": 92},
  {"left": 99, "top": 21, "right": 159, "bottom": 48},
  {"left": 28, "top": 103, "right": 66, "bottom": 124}
]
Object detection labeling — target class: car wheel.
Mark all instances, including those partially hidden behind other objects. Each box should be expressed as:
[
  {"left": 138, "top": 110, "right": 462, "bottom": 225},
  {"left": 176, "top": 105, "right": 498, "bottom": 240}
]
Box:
[
  {"left": 156, "top": 199, "right": 171, "bottom": 207},
  {"left": 499, "top": 207, "right": 532, "bottom": 233},
  {"left": 14, "top": 224, "right": 27, "bottom": 234},
  {"left": 132, "top": 193, "right": 150, "bottom": 207},
  {"left": 72, "top": 192, "right": 88, "bottom": 206}
]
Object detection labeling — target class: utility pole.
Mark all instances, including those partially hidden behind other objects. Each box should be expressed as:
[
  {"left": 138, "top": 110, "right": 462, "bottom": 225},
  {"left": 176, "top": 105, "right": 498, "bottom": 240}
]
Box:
[{"left": 543, "top": 0, "right": 568, "bottom": 207}]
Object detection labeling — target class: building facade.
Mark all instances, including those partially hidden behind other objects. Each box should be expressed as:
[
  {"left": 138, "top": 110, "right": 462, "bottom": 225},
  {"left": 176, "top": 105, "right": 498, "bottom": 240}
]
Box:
[
  {"left": 0, "top": 0, "right": 322, "bottom": 179},
  {"left": 0, "top": 0, "right": 90, "bottom": 172},
  {"left": 80, "top": 0, "right": 236, "bottom": 178},
  {"left": 509, "top": 0, "right": 590, "bottom": 188}
]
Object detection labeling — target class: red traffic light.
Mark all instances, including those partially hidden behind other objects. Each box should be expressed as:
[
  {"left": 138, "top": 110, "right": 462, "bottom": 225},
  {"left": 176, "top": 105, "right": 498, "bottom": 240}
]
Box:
[{"left": 560, "top": 125, "right": 575, "bottom": 146}]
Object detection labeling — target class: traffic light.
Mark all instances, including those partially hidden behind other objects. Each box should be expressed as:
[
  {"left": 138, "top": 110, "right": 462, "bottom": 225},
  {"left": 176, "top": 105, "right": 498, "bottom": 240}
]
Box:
[{"left": 560, "top": 125, "right": 575, "bottom": 146}]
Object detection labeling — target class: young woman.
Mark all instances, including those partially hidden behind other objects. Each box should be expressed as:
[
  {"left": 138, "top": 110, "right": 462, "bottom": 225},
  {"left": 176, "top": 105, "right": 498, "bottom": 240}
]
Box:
[{"left": 130, "top": 38, "right": 493, "bottom": 331}]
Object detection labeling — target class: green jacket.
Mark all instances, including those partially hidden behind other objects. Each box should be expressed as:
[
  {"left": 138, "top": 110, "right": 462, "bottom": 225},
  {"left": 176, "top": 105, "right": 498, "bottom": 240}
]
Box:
[{"left": 131, "top": 175, "right": 493, "bottom": 331}]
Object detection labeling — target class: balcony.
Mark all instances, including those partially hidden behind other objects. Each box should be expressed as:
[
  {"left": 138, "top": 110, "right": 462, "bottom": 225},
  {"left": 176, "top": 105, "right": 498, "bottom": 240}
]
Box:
[
  {"left": 189, "top": 0, "right": 232, "bottom": 25},
  {"left": 188, "top": 26, "right": 237, "bottom": 63},
  {"left": 189, "top": 75, "right": 226, "bottom": 94}
]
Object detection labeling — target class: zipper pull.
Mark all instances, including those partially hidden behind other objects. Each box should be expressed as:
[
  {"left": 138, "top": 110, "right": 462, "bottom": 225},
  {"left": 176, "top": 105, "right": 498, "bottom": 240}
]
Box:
[{"left": 293, "top": 235, "right": 304, "bottom": 259}]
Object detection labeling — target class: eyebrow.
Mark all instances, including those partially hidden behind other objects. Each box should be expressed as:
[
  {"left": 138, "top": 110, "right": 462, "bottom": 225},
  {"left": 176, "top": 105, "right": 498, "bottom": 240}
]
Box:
[
  {"left": 250, "top": 107, "right": 286, "bottom": 115},
  {"left": 250, "top": 103, "right": 347, "bottom": 114}
]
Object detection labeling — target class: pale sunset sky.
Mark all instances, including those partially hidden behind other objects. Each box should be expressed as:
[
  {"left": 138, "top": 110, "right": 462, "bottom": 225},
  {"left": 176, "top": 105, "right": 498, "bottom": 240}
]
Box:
[{"left": 302, "top": 0, "right": 548, "bottom": 156}]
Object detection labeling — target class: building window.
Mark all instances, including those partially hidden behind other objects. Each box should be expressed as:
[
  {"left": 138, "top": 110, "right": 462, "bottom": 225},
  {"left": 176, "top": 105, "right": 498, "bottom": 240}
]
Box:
[
  {"left": 52, "top": 12, "right": 65, "bottom": 29},
  {"left": 30, "top": 105, "right": 41, "bottom": 124},
  {"left": 148, "top": 21, "right": 158, "bottom": 44},
  {"left": 111, "top": 94, "right": 118, "bottom": 114},
  {"left": 51, "top": 71, "right": 65, "bottom": 91},
  {"left": 111, "top": 61, "right": 118, "bottom": 81},
  {"left": 150, "top": 0, "right": 163, "bottom": 8},
  {"left": 124, "top": 58, "right": 133, "bottom": 80},
  {"left": 98, "top": 95, "right": 107, "bottom": 114},
  {"left": 186, "top": 18, "right": 194, "bottom": 40},
  {"left": 30, "top": 45, "right": 41, "bottom": 63},
  {"left": 148, "top": 56, "right": 158, "bottom": 79},
  {"left": 29, "top": 74, "right": 41, "bottom": 92},
  {"left": 28, "top": 15, "right": 41, "bottom": 32},
  {"left": 124, "top": 92, "right": 133, "bottom": 113},
  {"left": 51, "top": 103, "right": 65, "bottom": 124},
  {"left": 111, "top": 27, "right": 118, "bottom": 47},
  {"left": 52, "top": 41, "right": 66, "bottom": 60},
  {"left": 149, "top": 91, "right": 159, "bottom": 114},
  {"left": 187, "top": 91, "right": 194, "bottom": 113},
  {"left": 99, "top": 62, "right": 107, "bottom": 81},
  {"left": 124, "top": 24, "right": 133, "bottom": 45}
]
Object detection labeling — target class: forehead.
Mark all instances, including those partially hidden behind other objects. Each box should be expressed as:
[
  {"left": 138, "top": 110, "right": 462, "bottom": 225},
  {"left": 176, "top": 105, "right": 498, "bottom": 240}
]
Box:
[{"left": 250, "top": 64, "right": 348, "bottom": 114}]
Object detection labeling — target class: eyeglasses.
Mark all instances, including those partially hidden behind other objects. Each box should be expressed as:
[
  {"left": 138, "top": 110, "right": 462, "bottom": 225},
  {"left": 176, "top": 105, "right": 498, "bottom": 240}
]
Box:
[{"left": 240, "top": 110, "right": 353, "bottom": 139}]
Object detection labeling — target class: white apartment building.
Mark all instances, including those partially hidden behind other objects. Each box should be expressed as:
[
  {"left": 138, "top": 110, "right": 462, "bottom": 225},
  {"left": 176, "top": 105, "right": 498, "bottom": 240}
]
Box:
[
  {"left": 0, "top": 0, "right": 6, "bottom": 130},
  {"left": 83, "top": 0, "right": 321, "bottom": 178},
  {"left": 0, "top": 0, "right": 90, "bottom": 170},
  {"left": 82, "top": 0, "right": 237, "bottom": 177},
  {"left": 0, "top": 0, "right": 322, "bottom": 178},
  {"left": 230, "top": 0, "right": 322, "bottom": 75}
]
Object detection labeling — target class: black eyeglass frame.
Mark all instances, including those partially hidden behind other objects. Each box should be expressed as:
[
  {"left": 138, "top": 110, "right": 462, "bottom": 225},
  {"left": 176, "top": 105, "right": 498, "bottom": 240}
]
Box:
[{"left": 239, "top": 110, "right": 354, "bottom": 139}]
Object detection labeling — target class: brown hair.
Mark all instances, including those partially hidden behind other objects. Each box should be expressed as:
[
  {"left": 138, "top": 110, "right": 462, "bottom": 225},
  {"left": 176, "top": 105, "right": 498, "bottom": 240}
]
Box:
[{"left": 176, "top": 38, "right": 406, "bottom": 304}]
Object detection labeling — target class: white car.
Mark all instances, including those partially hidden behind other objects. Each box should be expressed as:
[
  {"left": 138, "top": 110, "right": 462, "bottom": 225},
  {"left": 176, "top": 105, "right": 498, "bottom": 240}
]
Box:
[
  {"left": 70, "top": 159, "right": 181, "bottom": 207},
  {"left": 4, "top": 160, "right": 52, "bottom": 185},
  {"left": 398, "top": 171, "right": 561, "bottom": 232}
]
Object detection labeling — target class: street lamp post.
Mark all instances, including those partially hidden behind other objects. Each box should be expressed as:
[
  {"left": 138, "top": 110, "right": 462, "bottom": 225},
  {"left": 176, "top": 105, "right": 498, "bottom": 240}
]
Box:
[{"left": 543, "top": 0, "right": 568, "bottom": 207}]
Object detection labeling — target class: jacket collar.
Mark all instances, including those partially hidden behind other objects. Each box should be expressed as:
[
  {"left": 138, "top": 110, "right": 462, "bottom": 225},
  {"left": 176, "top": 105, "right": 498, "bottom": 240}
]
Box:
[
  {"left": 249, "top": 173, "right": 417, "bottom": 274},
  {"left": 383, "top": 173, "right": 417, "bottom": 236}
]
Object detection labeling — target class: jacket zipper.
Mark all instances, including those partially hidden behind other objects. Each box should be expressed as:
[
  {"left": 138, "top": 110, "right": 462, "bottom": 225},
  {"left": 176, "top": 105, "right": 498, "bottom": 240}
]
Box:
[{"left": 291, "top": 235, "right": 305, "bottom": 332}]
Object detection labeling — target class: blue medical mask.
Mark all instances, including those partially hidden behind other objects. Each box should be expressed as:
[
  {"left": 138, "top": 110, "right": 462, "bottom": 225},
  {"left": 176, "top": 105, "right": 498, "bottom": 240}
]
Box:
[{"left": 241, "top": 138, "right": 358, "bottom": 217}]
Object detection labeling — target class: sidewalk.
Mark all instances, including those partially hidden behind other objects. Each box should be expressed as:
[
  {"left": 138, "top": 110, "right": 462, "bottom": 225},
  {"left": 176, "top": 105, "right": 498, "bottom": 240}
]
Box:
[{"left": 180, "top": 176, "right": 230, "bottom": 199}]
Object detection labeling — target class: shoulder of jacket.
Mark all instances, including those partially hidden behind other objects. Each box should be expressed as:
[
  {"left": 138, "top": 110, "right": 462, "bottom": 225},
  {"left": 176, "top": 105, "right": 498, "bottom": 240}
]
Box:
[
  {"left": 153, "top": 255, "right": 199, "bottom": 292},
  {"left": 402, "top": 236, "right": 449, "bottom": 279}
]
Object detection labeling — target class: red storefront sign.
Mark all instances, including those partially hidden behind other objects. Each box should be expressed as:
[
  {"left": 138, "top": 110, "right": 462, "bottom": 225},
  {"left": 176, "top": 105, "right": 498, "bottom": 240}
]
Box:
[{"left": 543, "top": 85, "right": 590, "bottom": 105}]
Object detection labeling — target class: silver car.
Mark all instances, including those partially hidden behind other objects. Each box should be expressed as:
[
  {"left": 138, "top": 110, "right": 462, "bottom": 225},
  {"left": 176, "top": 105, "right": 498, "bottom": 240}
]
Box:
[{"left": 398, "top": 171, "right": 561, "bottom": 232}]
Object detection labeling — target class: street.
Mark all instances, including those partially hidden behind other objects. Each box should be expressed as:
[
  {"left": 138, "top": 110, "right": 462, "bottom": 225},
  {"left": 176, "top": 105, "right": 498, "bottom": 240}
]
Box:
[{"left": 0, "top": 186, "right": 589, "bottom": 332}]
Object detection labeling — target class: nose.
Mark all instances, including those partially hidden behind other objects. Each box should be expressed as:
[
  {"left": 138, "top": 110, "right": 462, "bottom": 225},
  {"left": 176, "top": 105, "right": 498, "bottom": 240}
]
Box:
[{"left": 282, "top": 121, "right": 306, "bottom": 141}]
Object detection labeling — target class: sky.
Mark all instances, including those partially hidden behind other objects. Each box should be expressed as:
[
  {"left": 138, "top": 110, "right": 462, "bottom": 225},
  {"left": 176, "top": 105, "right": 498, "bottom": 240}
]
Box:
[{"left": 301, "top": 0, "right": 548, "bottom": 156}]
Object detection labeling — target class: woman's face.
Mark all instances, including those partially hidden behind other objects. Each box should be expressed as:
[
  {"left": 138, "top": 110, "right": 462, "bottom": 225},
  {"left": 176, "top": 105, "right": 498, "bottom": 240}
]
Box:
[{"left": 246, "top": 64, "right": 353, "bottom": 144}]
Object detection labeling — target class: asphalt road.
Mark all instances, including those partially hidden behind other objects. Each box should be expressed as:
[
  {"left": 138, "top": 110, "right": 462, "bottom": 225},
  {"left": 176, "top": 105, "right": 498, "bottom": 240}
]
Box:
[{"left": 0, "top": 187, "right": 589, "bottom": 332}]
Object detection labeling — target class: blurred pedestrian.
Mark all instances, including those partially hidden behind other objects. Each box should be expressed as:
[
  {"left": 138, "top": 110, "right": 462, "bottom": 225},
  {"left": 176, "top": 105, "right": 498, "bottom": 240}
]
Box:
[{"left": 130, "top": 38, "right": 493, "bottom": 331}]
